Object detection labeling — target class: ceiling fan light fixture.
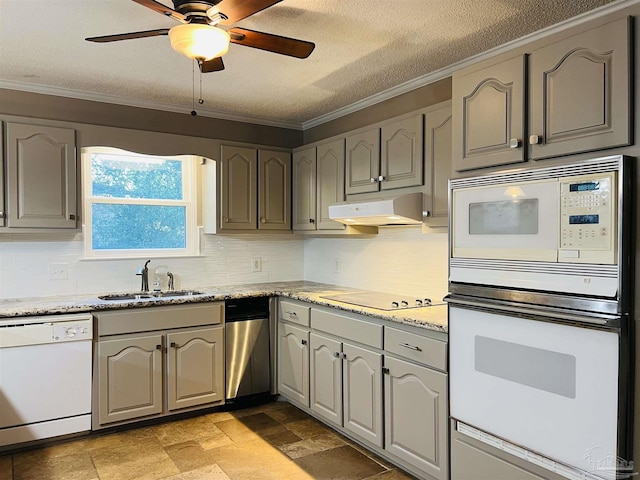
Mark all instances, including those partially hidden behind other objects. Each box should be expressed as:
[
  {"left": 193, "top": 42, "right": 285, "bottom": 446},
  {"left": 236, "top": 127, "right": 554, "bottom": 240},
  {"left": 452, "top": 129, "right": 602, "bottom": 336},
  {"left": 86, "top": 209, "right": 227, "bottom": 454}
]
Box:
[{"left": 168, "top": 23, "right": 230, "bottom": 61}]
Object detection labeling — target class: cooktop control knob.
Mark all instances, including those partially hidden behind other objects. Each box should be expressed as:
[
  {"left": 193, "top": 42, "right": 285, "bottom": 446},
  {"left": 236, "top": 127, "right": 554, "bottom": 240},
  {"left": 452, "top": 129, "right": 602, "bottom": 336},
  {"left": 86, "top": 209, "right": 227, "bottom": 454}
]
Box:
[
  {"left": 415, "top": 299, "right": 423, "bottom": 306},
  {"left": 401, "top": 301, "right": 409, "bottom": 308},
  {"left": 391, "top": 301, "right": 399, "bottom": 308}
]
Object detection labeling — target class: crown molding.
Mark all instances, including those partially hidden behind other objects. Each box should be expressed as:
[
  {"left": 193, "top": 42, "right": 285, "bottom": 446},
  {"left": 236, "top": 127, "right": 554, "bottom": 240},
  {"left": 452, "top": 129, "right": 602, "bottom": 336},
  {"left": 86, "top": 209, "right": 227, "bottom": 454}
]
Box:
[
  {"left": 0, "top": 79, "right": 303, "bottom": 131},
  {"left": 301, "top": 0, "right": 638, "bottom": 130}
]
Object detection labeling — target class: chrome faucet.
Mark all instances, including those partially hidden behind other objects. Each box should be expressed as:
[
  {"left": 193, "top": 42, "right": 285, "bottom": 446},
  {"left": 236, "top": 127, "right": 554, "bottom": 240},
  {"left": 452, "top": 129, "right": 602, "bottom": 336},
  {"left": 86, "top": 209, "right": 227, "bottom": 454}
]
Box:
[
  {"left": 167, "top": 271, "right": 174, "bottom": 291},
  {"left": 136, "top": 260, "right": 151, "bottom": 292}
]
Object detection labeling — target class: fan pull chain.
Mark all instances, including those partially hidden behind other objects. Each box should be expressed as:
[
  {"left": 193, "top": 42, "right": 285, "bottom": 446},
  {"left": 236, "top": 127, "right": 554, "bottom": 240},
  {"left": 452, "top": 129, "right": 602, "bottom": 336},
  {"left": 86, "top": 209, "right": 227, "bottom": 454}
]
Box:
[
  {"left": 191, "top": 60, "right": 197, "bottom": 116},
  {"left": 199, "top": 70, "right": 204, "bottom": 106}
]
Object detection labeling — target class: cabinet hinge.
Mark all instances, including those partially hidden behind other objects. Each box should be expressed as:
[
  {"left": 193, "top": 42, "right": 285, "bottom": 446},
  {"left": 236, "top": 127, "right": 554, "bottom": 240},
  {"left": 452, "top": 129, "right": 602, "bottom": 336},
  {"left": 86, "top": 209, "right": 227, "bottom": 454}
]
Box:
[{"left": 382, "top": 367, "right": 390, "bottom": 375}]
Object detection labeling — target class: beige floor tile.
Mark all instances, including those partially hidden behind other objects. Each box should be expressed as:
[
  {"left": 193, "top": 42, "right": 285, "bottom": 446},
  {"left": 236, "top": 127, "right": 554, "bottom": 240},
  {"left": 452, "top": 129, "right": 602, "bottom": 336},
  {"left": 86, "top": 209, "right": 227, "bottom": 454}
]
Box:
[
  {"left": 279, "top": 432, "right": 346, "bottom": 459},
  {"left": 12, "top": 451, "right": 97, "bottom": 480},
  {"left": 293, "top": 445, "right": 386, "bottom": 480},
  {"left": 0, "top": 455, "right": 12, "bottom": 480},
  {"left": 160, "top": 464, "right": 231, "bottom": 480},
  {"left": 233, "top": 412, "right": 281, "bottom": 432},
  {"left": 165, "top": 440, "right": 222, "bottom": 473},
  {"left": 197, "top": 429, "right": 235, "bottom": 451},
  {"left": 264, "top": 403, "right": 311, "bottom": 424},
  {"left": 363, "top": 469, "right": 418, "bottom": 480},
  {"left": 148, "top": 415, "right": 222, "bottom": 447},
  {"left": 285, "top": 418, "right": 333, "bottom": 439},
  {"left": 214, "top": 418, "right": 266, "bottom": 443}
]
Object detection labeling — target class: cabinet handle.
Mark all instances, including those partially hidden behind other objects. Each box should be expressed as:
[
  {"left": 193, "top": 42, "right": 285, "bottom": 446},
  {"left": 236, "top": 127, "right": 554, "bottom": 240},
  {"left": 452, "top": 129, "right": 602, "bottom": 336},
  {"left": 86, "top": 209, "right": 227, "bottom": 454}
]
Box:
[
  {"left": 334, "top": 351, "right": 341, "bottom": 358},
  {"left": 423, "top": 211, "right": 431, "bottom": 218},
  {"left": 301, "top": 339, "right": 308, "bottom": 345},
  {"left": 260, "top": 218, "right": 266, "bottom": 223},
  {"left": 170, "top": 342, "right": 179, "bottom": 348},
  {"left": 69, "top": 214, "right": 76, "bottom": 220},
  {"left": 529, "top": 134, "right": 542, "bottom": 145},
  {"left": 399, "top": 342, "right": 422, "bottom": 352},
  {"left": 223, "top": 216, "right": 228, "bottom": 222},
  {"left": 156, "top": 344, "right": 162, "bottom": 350},
  {"left": 284, "top": 311, "right": 297, "bottom": 317},
  {"left": 378, "top": 175, "right": 385, "bottom": 182},
  {"left": 0, "top": 212, "right": 4, "bottom": 219},
  {"left": 382, "top": 367, "right": 390, "bottom": 375},
  {"left": 309, "top": 218, "right": 315, "bottom": 224},
  {"left": 509, "top": 138, "right": 521, "bottom": 149},
  {"left": 341, "top": 352, "right": 347, "bottom": 359},
  {"left": 370, "top": 177, "right": 378, "bottom": 184}
]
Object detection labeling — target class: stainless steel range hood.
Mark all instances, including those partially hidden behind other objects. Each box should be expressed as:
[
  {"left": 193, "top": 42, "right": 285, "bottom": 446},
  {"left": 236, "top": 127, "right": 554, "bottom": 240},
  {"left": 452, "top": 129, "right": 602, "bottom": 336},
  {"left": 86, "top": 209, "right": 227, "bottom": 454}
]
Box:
[{"left": 328, "top": 193, "right": 423, "bottom": 226}]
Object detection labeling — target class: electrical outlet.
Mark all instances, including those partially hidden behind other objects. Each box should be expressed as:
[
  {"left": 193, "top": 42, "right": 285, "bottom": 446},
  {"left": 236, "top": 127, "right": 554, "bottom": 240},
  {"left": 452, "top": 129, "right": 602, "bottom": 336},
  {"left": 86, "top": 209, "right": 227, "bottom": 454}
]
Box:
[
  {"left": 334, "top": 257, "right": 341, "bottom": 273},
  {"left": 251, "top": 257, "right": 262, "bottom": 272},
  {"left": 48, "top": 263, "right": 68, "bottom": 280}
]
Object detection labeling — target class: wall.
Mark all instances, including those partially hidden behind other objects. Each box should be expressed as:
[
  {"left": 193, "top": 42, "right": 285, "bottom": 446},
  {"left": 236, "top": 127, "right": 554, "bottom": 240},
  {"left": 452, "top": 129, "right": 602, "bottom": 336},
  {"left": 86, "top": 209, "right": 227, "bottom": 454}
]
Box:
[
  {"left": 303, "top": 227, "right": 449, "bottom": 302},
  {"left": 0, "top": 232, "right": 303, "bottom": 298}
]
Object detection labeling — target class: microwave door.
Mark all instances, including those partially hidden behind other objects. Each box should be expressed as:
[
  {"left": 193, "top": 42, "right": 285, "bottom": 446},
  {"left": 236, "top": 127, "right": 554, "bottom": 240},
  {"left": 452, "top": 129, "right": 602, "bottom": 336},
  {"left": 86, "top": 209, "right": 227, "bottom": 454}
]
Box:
[{"left": 452, "top": 179, "right": 560, "bottom": 262}]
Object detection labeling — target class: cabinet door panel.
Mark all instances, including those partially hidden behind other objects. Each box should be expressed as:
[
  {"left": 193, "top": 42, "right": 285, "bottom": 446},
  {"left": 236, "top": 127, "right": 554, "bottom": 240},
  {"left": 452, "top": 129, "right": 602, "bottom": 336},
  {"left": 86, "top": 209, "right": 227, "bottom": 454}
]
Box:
[
  {"left": 381, "top": 115, "right": 423, "bottom": 190},
  {"left": 345, "top": 129, "right": 380, "bottom": 194},
  {"left": 310, "top": 333, "right": 342, "bottom": 425},
  {"left": 277, "top": 322, "right": 310, "bottom": 407},
  {"left": 424, "top": 104, "right": 452, "bottom": 227},
  {"left": 384, "top": 356, "right": 448, "bottom": 480},
  {"left": 258, "top": 150, "right": 291, "bottom": 230},
  {"left": 98, "top": 335, "right": 163, "bottom": 425},
  {"left": 220, "top": 145, "right": 257, "bottom": 230},
  {"left": 6, "top": 123, "right": 77, "bottom": 228},
  {"left": 529, "top": 17, "right": 631, "bottom": 159},
  {"left": 0, "top": 123, "right": 4, "bottom": 227},
  {"left": 167, "top": 327, "right": 224, "bottom": 411},
  {"left": 452, "top": 56, "right": 526, "bottom": 172},
  {"left": 316, "top": 139, "right": 345, "bottom": 230},
  {"left": 343, "top": 343, "right": 383, "bottom": 447},
  {"left": 292, "top": 148, "right": 317, "bottom": 231}
]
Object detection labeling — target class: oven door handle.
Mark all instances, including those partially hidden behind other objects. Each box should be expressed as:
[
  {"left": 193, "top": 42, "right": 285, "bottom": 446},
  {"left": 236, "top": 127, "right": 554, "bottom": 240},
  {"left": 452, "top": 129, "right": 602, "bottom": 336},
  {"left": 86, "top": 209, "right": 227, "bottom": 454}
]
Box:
[{"left": 445, "top": 295, "right": 620, "bottom": 328}]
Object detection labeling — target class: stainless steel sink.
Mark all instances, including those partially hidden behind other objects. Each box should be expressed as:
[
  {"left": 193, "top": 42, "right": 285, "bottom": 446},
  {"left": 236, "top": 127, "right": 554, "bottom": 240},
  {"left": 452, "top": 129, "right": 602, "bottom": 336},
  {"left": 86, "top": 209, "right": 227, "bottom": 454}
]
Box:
[{"left": 98, "top": 290, "right": 203, "bottom": 301}]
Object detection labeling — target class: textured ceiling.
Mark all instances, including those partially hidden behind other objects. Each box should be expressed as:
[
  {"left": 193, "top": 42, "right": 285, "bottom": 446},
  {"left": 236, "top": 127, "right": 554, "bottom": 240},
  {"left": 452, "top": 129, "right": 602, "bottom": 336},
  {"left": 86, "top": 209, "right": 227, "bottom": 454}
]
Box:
[{"left": 0, "top": 0, "right": 623, "bottom": 127}]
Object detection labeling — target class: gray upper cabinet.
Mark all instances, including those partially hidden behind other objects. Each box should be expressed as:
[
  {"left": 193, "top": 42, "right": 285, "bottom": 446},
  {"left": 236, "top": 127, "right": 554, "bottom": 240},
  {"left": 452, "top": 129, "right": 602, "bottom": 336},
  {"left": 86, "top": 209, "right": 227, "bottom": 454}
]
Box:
[
  {"left": 424, "top": 103, "right": 452, "bottom": 227},
  {"left": 452, "top": 55, "right": 526, "bottom": 172},
  {"left": 528, "top": 17, "right": 631, "bottom": 160},
  {"left": 258, "top": 149, "right": 291, "bottom": 231},
  {"left": 452, "top": 17, "right": 631, "bottom": 172},
  {"left": 345, "top": 115, "right": 424, "bottom": 194},
  {"left": 345, "top": 128, "right": 380, "bottom": 194},
  {"left": 219, "top": 144, "right": 291, "bottom": 232},
  {"left": 316, "top": 139, "right": 346, "bottom": 230},
  {"left": 292, "top": 147, "right": 317, "bottom": 231},
  {"left": 4, "top": 122, "right": 77, "bottom": 229},
  {"left": 219, "top": 145, "right": 257, "bottom": 231},
  {"left": 380, "top": 115, "right": 424, "bottom": 190}
]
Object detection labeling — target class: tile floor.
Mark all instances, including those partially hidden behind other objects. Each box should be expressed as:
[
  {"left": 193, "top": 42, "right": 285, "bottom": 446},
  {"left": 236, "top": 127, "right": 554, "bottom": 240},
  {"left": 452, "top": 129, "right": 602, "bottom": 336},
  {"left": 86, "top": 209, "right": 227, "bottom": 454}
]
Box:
[{"left": 0, "top": 401, "right": 416, "bottom": 480}]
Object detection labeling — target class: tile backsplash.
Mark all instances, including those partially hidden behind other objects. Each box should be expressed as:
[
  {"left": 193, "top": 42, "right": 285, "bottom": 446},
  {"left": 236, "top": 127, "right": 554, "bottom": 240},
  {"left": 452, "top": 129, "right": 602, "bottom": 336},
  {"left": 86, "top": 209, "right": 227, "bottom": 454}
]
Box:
[{"left": 0, "top": 226, "right": 448, "bottom": 300}]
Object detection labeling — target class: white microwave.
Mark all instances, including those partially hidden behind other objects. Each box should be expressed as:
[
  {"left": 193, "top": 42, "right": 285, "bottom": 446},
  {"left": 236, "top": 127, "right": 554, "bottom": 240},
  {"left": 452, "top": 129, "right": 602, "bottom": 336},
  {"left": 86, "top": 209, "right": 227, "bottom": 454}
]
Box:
[{"left": 449, "top": 155, "right": 629, "bottom": 298}]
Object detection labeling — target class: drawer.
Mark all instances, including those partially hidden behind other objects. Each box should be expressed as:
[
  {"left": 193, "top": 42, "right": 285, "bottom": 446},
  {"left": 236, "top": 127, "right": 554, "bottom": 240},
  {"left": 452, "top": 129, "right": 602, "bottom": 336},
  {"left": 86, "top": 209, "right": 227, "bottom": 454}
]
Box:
[
  {"left": 384, "top": 326, "right": 447, "bottom": 371},
  {"left": 279, "top": 300, "right": 310, "bottom": 327},
  {"left": 311, "top": 309, "right": 382, "bottom": 349}
]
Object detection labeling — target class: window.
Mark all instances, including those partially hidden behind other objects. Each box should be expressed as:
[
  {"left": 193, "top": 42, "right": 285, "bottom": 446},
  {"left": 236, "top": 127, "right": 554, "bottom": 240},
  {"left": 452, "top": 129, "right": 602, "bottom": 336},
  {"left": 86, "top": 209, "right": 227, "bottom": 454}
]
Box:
[{"left": 82, "top": 147, "right": 199, "bottom": 258}]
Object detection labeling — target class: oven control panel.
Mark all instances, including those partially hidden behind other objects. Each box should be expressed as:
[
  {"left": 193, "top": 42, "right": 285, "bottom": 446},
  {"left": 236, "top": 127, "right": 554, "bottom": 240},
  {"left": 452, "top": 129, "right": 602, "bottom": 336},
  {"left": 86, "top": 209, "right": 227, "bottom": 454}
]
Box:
[{"left": 559, "top": 172, "right": 616, "bottom": 263}]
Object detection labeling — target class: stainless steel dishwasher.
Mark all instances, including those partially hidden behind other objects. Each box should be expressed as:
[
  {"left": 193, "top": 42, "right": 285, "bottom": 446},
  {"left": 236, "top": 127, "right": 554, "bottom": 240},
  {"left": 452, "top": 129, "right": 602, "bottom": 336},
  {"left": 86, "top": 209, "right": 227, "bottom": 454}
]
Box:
[{"left": 225, "top": 297, "right": 271, "bottom": 400}]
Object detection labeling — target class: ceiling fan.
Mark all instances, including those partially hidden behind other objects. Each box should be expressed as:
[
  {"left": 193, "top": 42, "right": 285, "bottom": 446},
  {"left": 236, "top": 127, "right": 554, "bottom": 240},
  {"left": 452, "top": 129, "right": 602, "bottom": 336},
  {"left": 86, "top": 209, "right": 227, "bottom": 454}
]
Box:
[{"left": 85, "top": 0, "right": 315, "bottom": 73}]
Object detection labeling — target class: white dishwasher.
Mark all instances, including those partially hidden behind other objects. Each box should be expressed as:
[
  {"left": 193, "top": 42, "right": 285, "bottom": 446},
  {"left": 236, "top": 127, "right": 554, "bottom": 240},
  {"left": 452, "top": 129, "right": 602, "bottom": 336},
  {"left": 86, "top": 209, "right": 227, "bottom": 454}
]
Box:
[{"left": 0, "top": 313, "right": 93, "bottom": 448}]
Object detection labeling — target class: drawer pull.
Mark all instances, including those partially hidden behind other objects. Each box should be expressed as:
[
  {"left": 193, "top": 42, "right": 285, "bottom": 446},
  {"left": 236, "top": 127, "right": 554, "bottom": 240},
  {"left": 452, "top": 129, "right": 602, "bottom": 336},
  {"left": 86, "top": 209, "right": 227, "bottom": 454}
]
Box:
[
  {"left": 301, "top": 339, "right": 308, "bottom": 345},
  {"left": 399, "top": 342, "right": 422, "bottom": 352},
  {"left": 284, "top": 311, "right": 298, "bottom": 317},
  {"left": 156, "top": 344, "right": 162, "bottom": 350},
  {"left": 170, "top": 342, "right": 179, "bottom": 348}
]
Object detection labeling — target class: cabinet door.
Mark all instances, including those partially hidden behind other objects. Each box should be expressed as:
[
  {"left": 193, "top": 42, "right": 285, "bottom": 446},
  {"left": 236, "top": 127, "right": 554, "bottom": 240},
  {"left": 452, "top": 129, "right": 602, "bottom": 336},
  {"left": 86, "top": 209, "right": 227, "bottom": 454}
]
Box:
[
  {"left": 292, "top": 147, "right": 317, "bottom": 231},
  {"left": 98, "top": 334, "right": 163, "bottom": 425},
  {"left": 5, "top": 123, "right": 77, "bottom": 228},
  {"left": 258, "top": 149, "right": 291, "bottom": 230},
  {"left": 310, "top": 333, "right": 343, "bottom": 426},
  {"left": 343, "top": 343, "right": 383, "bottom": 447},
  {"left": 0, "top": 123, "right": 4, "bottom": 227},
  {"left": 316, "top": 139, "right": 346, "bottom": 230},
  {"left": 220, "top": 145, "right": 257, "bottom": 230},
  {"left": 424, "top": 104, "right": 452, "bottom": 227},
  {"left": 380, "top": 115, "right": 423, "bottom": 190},
  {"left": 384, "top": 356, "right": 448, "bottom": 480},
  {"left": 452, "top": 55, "right": 526, "bottom": 172},
  {"left": 345, "top": 128, "right": 380, "bottom": 194},
  {"left": 167, "top": 327, "right": 224, "bottom": 411},
  {"left": 277, "top": 322, "right": 310, "bottom": 407},
  {"left": 529, "top": 17, "right": 631, "bottom": 160}
]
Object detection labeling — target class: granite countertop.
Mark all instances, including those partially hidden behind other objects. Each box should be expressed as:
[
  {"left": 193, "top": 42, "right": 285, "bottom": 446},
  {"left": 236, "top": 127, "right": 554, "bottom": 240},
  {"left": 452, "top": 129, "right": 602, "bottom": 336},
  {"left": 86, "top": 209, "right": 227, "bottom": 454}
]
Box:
[{"left": 0, "top": 281, "right": 448, "bottom": 334}]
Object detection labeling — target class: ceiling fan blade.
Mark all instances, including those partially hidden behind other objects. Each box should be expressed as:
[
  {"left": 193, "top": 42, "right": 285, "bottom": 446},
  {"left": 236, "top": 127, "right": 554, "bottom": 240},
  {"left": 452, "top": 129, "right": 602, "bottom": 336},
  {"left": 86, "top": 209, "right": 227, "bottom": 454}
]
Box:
[
  {"left": 200, "top": 57, "right": 225, "bottom": 73},
  {"left": 228, "top": 28, "right": 315, "bottom": 58},
  {"left": 217, "top": 0, "right": 283, "bottom": 25},
  {"left": 131, "top": 0, "right": 187, "bottom": 22},
  {"left": 86, "top": 29, "right": 170, "bottom": 43}
]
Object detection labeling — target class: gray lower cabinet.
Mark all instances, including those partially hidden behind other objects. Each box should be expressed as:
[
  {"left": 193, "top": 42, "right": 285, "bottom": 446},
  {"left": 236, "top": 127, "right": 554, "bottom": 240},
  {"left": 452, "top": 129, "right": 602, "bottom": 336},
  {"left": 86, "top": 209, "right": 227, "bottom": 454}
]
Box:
[
  {"left": 384, "top": 356, "right": 448, "bottom": 480},
  {"left": 3, "top": 122, "right": 77, "bottom": 229},
  {"left": 277, "top": 322, "right": 310, "bottom": 407}
]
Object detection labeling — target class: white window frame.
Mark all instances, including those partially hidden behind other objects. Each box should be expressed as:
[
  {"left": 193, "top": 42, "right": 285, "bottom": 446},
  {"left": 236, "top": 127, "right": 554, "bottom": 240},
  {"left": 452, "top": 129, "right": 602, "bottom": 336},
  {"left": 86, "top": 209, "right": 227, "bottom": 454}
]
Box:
[{"left": 81, "top": 147, "right": 199, "bottom": 259}]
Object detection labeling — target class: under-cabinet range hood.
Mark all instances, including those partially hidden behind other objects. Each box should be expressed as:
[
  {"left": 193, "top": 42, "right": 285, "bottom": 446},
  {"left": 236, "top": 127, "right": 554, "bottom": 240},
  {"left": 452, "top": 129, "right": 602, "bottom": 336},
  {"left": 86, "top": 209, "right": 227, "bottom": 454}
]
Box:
[{"left": 328, "top": 193, "right": 423, "bottom": 226}]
